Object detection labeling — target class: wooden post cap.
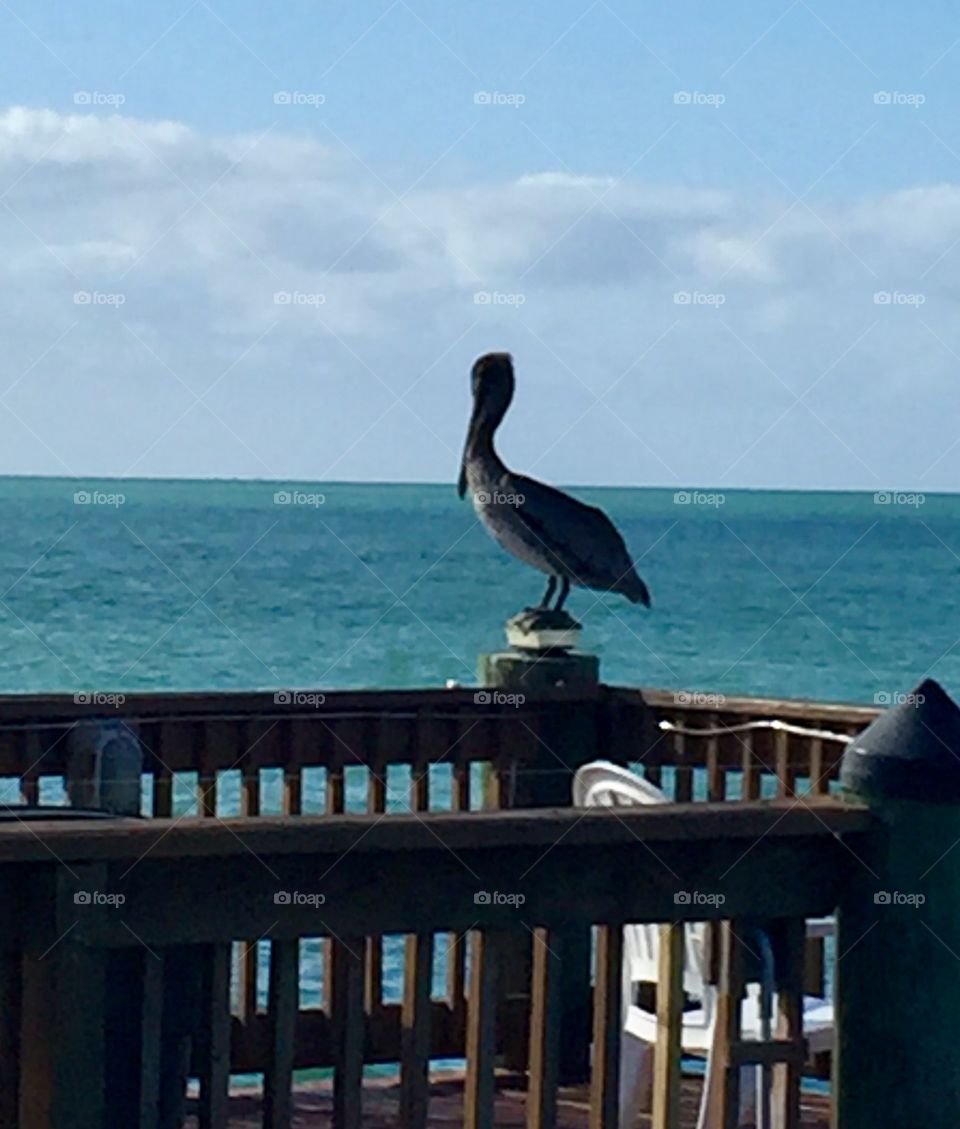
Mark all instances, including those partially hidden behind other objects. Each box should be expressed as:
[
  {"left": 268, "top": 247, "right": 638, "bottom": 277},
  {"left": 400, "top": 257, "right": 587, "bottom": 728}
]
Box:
[{"left": 840, "top": 679, "right": 960, "bottom": 802}]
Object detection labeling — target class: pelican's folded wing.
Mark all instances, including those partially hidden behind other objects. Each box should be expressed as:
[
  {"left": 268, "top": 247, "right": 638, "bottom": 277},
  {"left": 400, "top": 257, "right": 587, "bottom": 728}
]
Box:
[{"left": 507, "top": 474, "right": 648, "bottom": 602}]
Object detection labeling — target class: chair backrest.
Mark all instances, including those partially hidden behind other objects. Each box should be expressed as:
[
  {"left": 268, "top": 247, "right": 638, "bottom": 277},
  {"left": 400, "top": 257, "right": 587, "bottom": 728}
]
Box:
[{"left": 572, "top": 760, "right": 708, "bottom": 1000}]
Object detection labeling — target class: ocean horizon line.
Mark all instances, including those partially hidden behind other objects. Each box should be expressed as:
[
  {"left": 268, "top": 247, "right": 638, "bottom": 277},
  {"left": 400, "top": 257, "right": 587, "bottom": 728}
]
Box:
[{"left": 0, "top": 473, "right": 949, "bottom": 499}]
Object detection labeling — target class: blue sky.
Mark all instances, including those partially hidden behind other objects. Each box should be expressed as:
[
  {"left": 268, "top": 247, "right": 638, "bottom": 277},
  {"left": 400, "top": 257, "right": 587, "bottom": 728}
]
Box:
[
  {"left": 2, "top": 1, "right": 960, "bottom": 488},
  {"left": 8, "top": 1, "right": 960, "bottom": 190}
]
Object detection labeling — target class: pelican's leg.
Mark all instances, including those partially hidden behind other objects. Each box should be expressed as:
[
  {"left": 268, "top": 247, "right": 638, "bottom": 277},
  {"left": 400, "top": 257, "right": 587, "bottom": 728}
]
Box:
[
  {"left": 536, "top": 576, "right": 557, "bottom": 609},
  {"left": 554, "top": 576, "right": 571, "bottom": 612}
]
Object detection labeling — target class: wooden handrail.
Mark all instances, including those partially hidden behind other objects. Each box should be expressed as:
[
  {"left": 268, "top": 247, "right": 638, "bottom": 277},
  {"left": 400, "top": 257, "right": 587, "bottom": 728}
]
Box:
[{"left": 0, "top": 799, "right": 872, "bottom": 861}]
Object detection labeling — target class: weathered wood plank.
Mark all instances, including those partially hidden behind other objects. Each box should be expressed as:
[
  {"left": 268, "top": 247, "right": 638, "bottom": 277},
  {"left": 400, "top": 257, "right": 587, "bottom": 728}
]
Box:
[
  {"left": 20, "top": 730, "right": 40, "bottom": 805},
  {"left": 808, "top": 737, "right": 827, "bottom": 794},
  {"left": 197, "top": 943, "right": 232, "bottom": 1129},
  {"left": 772, "top": 918, "right": 805, "bottom": 1129},
  {"left": 52, "top": 938, "right": 106, "bottom": 1127},
  {"left": 589, "top": 924, "right": 622, "bottom": 1129},
  {"left": 673, "top": 730, "right": 693, "bottom": 803},
  {"left": 651, "top": 923, "right": 684, "bottom": 1129},
  {"left": 526, "top": 928, "right": 561, "bottom": 1129},
  {"left": 54, "top": 810, "right": 869, "bottom": 951},
  {"left": 323, "top": 738, "right": 345, "bottom": 1021},
  {"left": 24, "top": 865, "right": 110, "bottom": 1129},
  {"left": 706, "top": 923, "right": 745, "bottom": 1129},
  {"left": 331, "top": 938, "right": 364, "bottom": 1129},
  {"left": 447, "top": 756, "right": 470, "bottom": 1020},
  {"left": 0, "top": 684, "right": 877, "bottom": 732},
  {"left": 18, "top": 952, "right": 54, "bottom": 1129},
  {"left": 741, "top": 730, "right": 761, "bottom": 801},
  {"left": 263, "top": 939, "right": 299, "bottom": 1129},
  {"left": 804, "top": 934, "right": 826, "bottom": 998},
  {"left": 464, "top": 930, "right": 499, "bottom": 1129},
  {"left": 201, "top": 721, "right": 236, "bottom": 816},
  {"left": 364, "top": 754, "right": 388, "bottom": 1017},
  {"left": 4, "top": 800, "right": 871, "bottom": 862},
  {"left": 399, "top": 932, "right": 433, "bottom": 1129},
  {"left": 152, "top": 767, "right": 173, "bottom": 818},
  {"left": 776, "top": 730, "right": 797, "bottom": 798},
  {"left": 237, "top": 726, "right": 262, "bottom": 1025},
  {"left": 706, "top": 716, "right": 724, "bottom": 801},
  {"left": 0, "top": 948, "right": 20, "bottom": 1129},
  {"left": 139, "top": 950, "right": 164, "bottom": 1129}
]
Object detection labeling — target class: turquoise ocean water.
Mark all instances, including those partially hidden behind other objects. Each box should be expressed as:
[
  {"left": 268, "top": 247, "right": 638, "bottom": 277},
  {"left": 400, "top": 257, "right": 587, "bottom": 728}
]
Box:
[
  {"left": 2, "top": 476, "right": 946, "bottom": 1079},
  {"left": 1, "top": 476, "right": 955, "bottom": 703}
]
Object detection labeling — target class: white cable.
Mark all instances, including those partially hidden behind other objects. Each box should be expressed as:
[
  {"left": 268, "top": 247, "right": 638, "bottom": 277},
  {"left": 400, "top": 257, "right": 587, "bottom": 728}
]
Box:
[{"left": 658, "top": 717, "right": 853, "bottom": 744}]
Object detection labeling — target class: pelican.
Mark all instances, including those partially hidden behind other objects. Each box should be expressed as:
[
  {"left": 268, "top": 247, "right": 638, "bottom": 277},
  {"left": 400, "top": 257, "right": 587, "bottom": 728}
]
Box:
[{"left": 458, "top": 352, "right": 651, "bottom": 611}]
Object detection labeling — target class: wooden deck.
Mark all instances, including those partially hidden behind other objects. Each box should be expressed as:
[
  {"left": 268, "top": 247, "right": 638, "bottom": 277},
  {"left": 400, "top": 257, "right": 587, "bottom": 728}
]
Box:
[
  {"left": 0, "top": 686, "right": 877, "bottom": 1128},
  {"left": 184, "top": 1072, "right": 832, "bottom": 1128}
]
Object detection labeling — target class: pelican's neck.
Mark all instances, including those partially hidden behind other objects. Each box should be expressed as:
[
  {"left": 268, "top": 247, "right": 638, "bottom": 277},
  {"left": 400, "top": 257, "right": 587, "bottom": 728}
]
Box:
[{"left": 465, "top": 408, "right": 507, "bottom": 473}]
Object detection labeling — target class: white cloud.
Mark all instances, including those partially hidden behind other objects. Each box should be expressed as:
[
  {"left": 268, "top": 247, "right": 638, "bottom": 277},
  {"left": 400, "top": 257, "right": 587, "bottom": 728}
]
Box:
[{"left": 1, "top": 105, "right": 960, "bottom": 490}]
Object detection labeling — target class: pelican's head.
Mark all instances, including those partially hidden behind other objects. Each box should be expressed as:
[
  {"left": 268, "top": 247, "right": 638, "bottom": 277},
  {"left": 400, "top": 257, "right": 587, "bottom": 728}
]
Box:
[
  {"left": 458, "top": 352, "right": 515, "bottom": 497},
  {"left": 471, "top": 351, "right": 514, "bottom": 402}
]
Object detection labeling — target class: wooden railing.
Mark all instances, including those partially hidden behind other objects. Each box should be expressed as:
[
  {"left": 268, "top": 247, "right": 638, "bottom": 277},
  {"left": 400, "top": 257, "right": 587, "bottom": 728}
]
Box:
[
  {"left": 1, "top": 799, "right": 874, "bottom": 1129},
  {"left": 0, "top": 684, "right": 878, "bottom": 1086}
]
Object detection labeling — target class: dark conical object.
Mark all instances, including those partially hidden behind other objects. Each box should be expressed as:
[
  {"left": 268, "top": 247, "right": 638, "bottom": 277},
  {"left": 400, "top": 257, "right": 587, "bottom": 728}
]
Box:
[{"left": 841, "top": 679, "right": 960, "bottom": 802}]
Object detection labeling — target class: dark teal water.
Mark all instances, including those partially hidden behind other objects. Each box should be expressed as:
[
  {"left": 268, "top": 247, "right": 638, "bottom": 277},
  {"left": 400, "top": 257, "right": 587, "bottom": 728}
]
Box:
[{"left": 0, "top": 476, "right": 956, "bottom": 705}]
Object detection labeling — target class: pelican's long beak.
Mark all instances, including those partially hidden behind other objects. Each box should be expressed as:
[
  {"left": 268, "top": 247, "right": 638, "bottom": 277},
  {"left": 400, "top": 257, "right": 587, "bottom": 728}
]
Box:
[{"left": 458, "top": 398, "right": 481, "bottom": 499}]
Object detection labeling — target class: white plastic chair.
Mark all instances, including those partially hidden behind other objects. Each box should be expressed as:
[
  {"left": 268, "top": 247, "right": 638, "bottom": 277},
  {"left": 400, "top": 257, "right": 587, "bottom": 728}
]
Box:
[{"left": 573, "top": 760, "right": 834, "bottom": 1129}]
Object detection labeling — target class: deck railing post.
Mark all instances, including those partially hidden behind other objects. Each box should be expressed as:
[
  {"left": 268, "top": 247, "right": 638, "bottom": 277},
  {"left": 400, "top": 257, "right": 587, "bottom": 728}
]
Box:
[
  {"left": 835, "top": 678, "right": 960, "bottom": 1128},
  {"left": 478, "top": 646, "right": 600, "bottom": 1084},
  {"left": 68, "top": 720, "right": 148, "bottom": 1125}
]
